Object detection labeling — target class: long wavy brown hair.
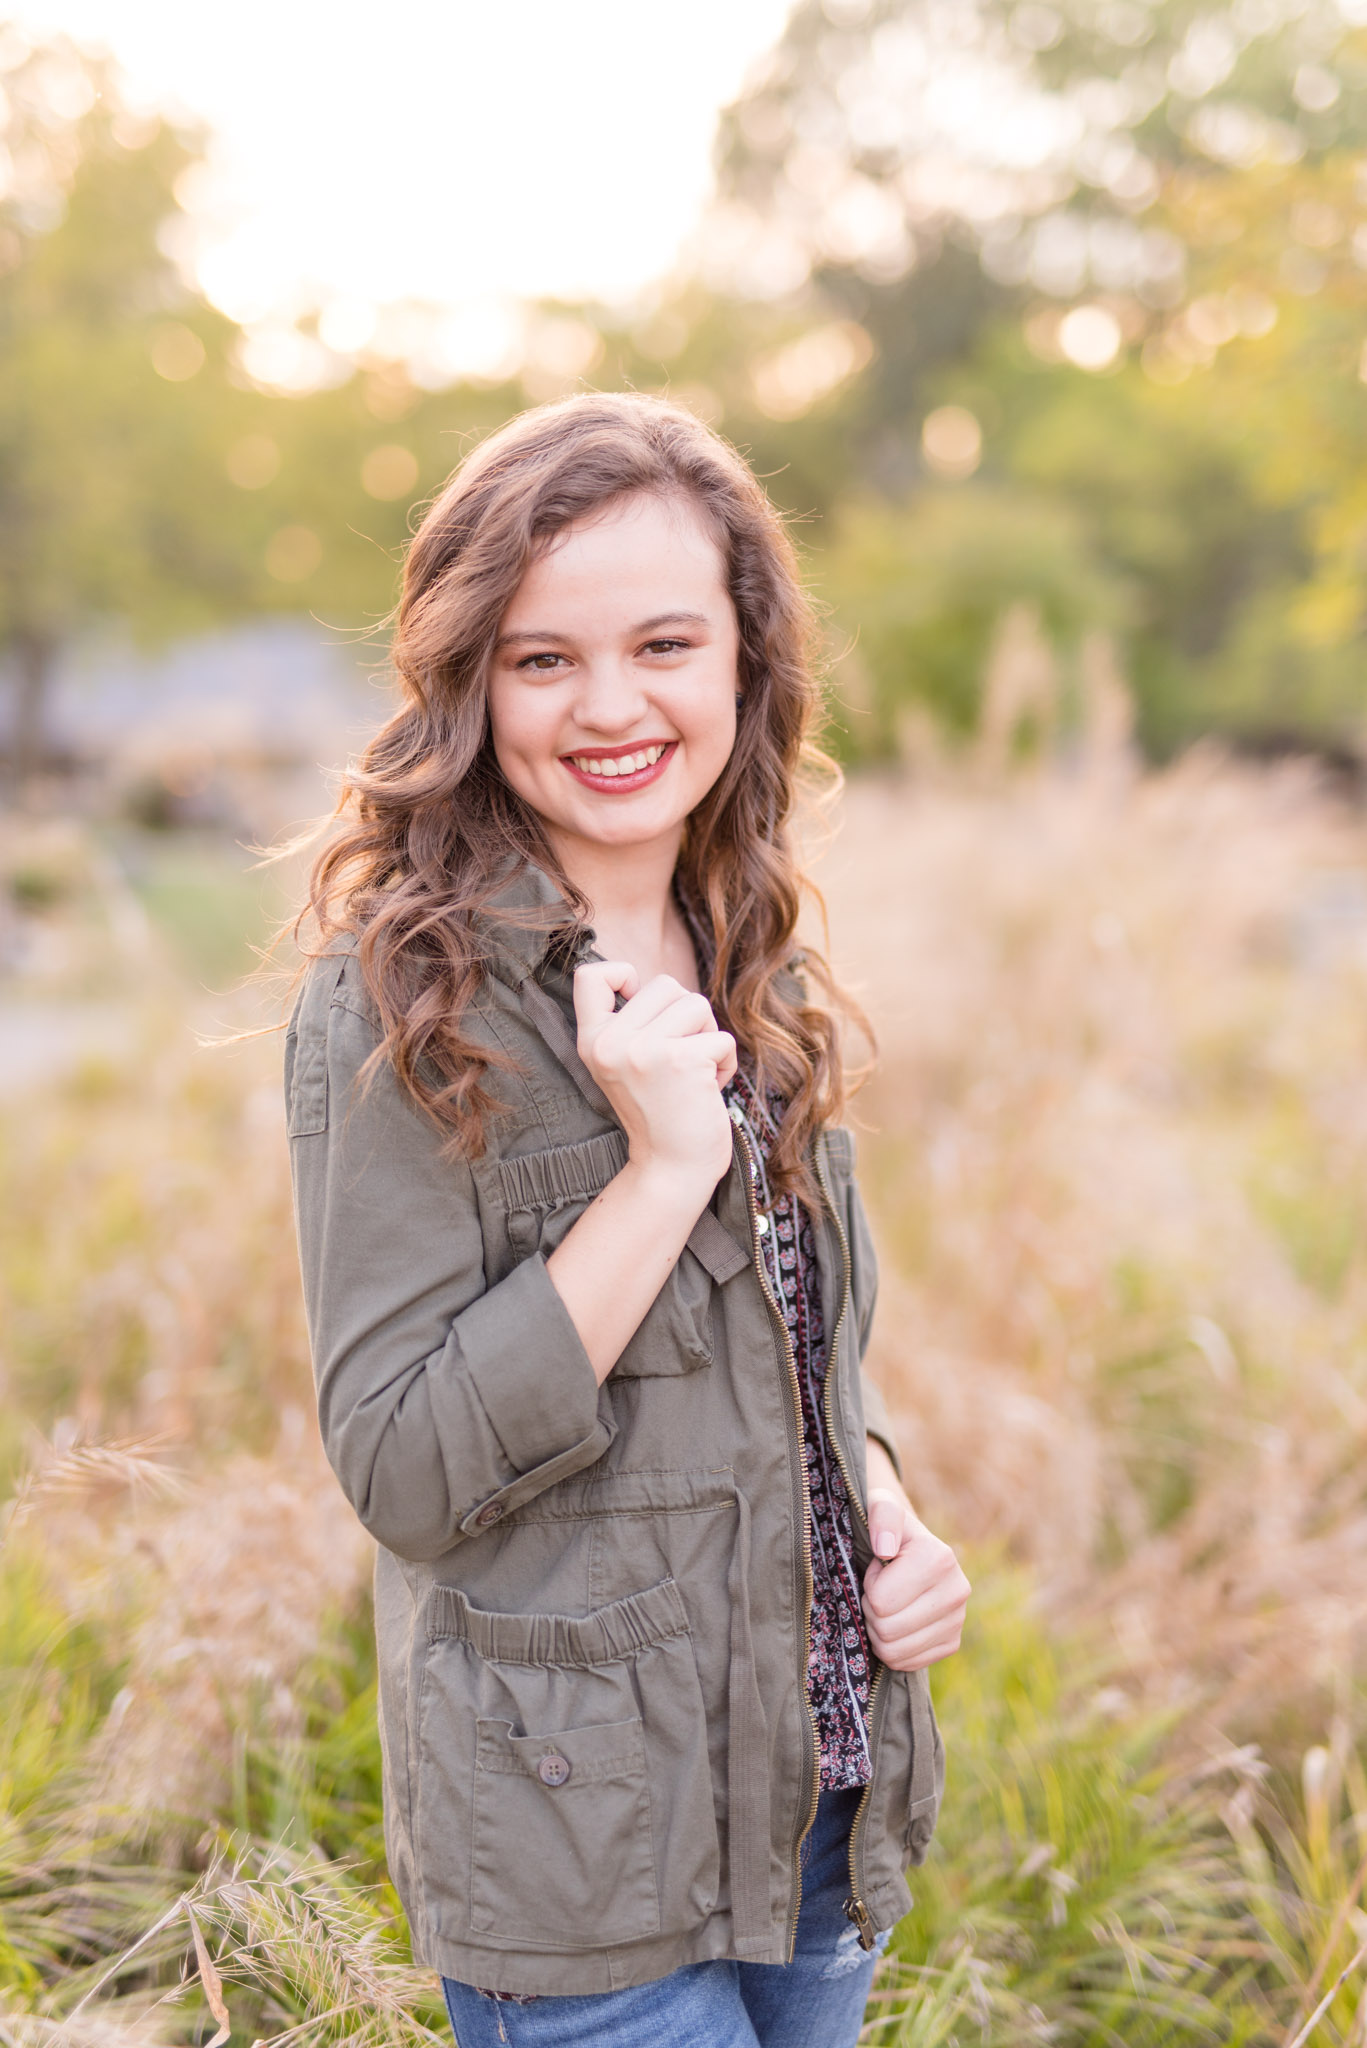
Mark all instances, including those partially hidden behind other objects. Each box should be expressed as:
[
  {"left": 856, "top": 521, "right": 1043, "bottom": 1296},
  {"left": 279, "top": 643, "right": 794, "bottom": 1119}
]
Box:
[{"left": 300, "top": 391, "right": 865, "bottom": 1196}]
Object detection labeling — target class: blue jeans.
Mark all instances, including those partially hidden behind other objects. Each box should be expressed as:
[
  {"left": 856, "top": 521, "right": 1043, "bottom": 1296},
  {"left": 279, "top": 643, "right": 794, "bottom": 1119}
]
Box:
[{"left": 441, "top": 1787, "right": 889, "bottom": 2047}]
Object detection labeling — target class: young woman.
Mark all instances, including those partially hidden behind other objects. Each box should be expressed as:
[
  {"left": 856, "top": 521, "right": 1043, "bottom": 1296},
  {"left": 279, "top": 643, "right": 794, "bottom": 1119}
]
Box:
[{"left": 286, "top": 393, "right": 969, "bottom": 2048}]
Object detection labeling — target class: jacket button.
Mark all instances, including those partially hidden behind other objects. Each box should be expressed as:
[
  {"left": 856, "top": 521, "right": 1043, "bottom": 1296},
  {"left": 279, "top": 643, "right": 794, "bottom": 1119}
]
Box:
[
  {"left": 475, "top": 1501, "right": 505, "bottom": 1526},
  {"left": 537, "top": 1753, "right": 571, "bottom": 1787}
]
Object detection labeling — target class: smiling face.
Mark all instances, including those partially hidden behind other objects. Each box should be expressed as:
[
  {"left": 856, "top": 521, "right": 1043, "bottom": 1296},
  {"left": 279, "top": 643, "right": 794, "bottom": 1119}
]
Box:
[{"left": 487, "top": 492, "right": 741, "bottom": 883}]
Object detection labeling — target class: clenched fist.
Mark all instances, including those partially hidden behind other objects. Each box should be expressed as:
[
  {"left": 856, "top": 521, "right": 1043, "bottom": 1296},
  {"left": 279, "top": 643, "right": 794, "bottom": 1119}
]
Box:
[{"left": 574, "top": 960, "right": 737, "bottom": 1194}]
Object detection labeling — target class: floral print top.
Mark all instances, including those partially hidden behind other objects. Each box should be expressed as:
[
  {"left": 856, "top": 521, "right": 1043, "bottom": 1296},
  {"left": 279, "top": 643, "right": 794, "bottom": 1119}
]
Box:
[{"left": 724, "top": 1067, "right": 874, "bottom": 1791}]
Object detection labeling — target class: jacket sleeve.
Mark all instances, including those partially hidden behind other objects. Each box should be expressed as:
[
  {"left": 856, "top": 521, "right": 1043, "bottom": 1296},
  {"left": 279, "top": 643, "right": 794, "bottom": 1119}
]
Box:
[
  {"left": 846, "top": 1166, "right": 904, "bottom": 1483},
  {"left": 285, "top": 957, "right": 615, "bottom": 1561}
]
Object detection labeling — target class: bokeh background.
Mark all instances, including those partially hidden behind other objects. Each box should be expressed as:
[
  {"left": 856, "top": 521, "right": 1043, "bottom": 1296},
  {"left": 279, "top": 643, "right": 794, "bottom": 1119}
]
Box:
[{"left": 3, "top": 3, "right": 1367, "bottom": 2042}]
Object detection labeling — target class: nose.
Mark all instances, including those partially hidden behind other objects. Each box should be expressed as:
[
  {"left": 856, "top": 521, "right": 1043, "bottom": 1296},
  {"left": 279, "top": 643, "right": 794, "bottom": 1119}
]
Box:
[{"left": 569, "top": 656, "right": 650, "bottom": 738}]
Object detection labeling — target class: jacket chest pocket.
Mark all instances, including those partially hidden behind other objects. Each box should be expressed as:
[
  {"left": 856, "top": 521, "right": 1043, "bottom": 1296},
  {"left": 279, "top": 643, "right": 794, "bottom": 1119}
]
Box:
[{"left": 499, "top": 1133, "right": 714, "bottom": 1378}]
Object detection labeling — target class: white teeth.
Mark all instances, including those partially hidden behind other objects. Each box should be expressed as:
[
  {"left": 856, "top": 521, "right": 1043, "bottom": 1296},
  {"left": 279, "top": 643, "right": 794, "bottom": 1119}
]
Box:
[{"left": 569, "top": 744, "right": 667, "bottom": 777}]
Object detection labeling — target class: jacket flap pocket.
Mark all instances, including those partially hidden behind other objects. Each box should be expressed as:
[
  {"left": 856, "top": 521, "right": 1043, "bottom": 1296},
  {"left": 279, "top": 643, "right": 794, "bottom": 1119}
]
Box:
[
  {"left": 420, "top": 1578, "right": 718, "bottom": 1950},
  {"left": 477, "top": 1715, "right": 646, "bottom": 1783},
  {"left": 469, "top": 1713, "right": 660, "bottom": 1943}
]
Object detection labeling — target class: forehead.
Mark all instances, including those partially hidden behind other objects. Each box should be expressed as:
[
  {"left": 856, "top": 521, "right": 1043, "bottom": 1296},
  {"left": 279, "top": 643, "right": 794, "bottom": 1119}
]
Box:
[{"left": 504, "top": 494, "right": 729, "bottom": 624}]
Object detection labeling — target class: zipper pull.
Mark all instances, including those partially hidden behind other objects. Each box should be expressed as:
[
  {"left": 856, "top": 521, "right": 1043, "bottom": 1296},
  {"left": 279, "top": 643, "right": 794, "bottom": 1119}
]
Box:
[{"left": 843, "top": 1894, "right": 877, "bottom": 1952}]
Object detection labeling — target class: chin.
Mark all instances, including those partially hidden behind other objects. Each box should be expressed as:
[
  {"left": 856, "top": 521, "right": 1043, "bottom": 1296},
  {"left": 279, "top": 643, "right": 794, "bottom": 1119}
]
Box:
[{"left": 573, "top": 810, "right": 683, "bottom": 847}]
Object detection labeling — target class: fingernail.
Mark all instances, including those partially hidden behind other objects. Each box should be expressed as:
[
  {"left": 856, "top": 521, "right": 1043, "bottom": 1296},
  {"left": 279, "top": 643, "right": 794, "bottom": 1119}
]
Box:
[{"left": 877, "top": 1533, "right": 897, "bottom": 1558}]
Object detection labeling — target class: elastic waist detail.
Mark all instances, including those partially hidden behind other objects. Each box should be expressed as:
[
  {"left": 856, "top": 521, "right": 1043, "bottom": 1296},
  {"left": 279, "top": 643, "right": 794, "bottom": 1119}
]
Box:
[{"left": 427, "top": 1576, "right": 689, "bottom": 1666}]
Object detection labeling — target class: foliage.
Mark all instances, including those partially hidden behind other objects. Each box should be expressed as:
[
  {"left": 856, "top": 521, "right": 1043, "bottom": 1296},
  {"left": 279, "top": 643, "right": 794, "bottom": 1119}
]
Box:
[
  {"left": 667, "top": 0, "right": 1367, "bottom": 757},
  {"left": 869, "top": 1577, "right": 1258, "bottom": 2046},
  {"left": 713, "top": 0, "right": 1367, "bottom": 311},
  {"left": 2, "top": 0, "right": 1367, "bottom": 2033},
  {"left": 0, "top": 39, "right": 247, "bottom": 771},
  {"left": 0, "top": 29, "right": 529, "bottom": 772},
  {"left": 7, "top": 3, "right": 1367, "bottom": 770},
  {"left": 868, "top": 1579, "right": 1367, "bottom": 2044},
  {"left": 815, "top": 485, "right": 1128, "bottom": 752}
]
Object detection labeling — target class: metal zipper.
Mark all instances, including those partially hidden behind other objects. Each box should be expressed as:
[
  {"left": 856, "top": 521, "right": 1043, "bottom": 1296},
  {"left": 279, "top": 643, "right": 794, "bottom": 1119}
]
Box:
[
  {"left": 842, "top": 1667, "right": 888, "bottom": 1948},
  {"left": 728, "top": 1104, "right": 821, "bottom": 1961},
  {"left": 813, "top": 1135, "right": 886, "bottom": 1952}
]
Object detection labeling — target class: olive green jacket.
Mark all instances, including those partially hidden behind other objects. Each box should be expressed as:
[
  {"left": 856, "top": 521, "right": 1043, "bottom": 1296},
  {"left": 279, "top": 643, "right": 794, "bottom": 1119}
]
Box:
[{"left": 286, "top": 864, "right": 943, "bottom": 1997}]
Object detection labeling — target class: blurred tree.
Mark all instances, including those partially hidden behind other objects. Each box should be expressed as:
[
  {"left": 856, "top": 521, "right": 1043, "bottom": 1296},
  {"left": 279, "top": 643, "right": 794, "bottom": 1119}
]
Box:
[
  {"left": 1000, "top": 364, "right": 1301, "bottom": 750},
  {"left": 575, "top": 247, "right": 1006, "bottom": 536},
  {"left": 239, "top": 357, "right": 527, "bottom": 650},
  {"left": 711, "top": 0, "right": 1367, "bottom": 320},
  {"left": 1154, "top": 282, "right": 1367, "bottom": 750},
  {"left": 4, "top": 7, "right": 1362, "bottom": 782},
  {"left": 658, "top": 0, "right": 1367, "bottom": 759},
  {"left": 0, "top": 30, "right": 269, "bottom": 777},
  {"left": 0, "top": 23, "right": 559, "bottom": 776},
  {"left": 815, "top": 485, "right": 1129, "bottom": 755}
]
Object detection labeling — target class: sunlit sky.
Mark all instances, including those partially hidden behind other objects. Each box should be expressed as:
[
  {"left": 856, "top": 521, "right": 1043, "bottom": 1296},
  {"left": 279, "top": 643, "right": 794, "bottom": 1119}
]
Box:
[{"left": 17, "top": 0, "right": 794, "bottom": 364}]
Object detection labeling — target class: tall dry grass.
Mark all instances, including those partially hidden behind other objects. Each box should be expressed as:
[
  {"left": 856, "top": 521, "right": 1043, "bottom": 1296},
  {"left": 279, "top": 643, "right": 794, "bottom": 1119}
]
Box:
[
  {"left": 1, "top": 758, "right": 1365, "bottom": 2042},
  {"left": 818, "top": 752, "right": 1367, "bottom": 1762}
]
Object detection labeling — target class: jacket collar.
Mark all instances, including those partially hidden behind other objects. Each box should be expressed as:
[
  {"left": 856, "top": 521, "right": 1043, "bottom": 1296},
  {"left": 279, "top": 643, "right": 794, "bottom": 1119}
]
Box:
[{"left": 476, "top": 857, "right": 592, "bottom": 991}]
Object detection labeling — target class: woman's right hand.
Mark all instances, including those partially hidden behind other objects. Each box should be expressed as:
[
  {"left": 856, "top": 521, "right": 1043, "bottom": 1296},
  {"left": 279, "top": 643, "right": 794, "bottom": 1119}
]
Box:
[{"left": 573, "top": 960, "right": 737, "bottom": 1196}]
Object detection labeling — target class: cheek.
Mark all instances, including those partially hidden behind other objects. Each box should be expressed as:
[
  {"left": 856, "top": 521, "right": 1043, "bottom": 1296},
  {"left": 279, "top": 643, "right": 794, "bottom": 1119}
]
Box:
[
  {"left": 487, "top": 681, "right": 550, "bottom": 778},
  {"left": 678, "top": 673, "right": 740, "bottom": 770}
]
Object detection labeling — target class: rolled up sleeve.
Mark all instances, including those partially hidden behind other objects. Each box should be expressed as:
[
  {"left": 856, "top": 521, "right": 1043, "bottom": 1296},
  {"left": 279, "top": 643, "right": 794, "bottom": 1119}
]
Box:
[{"left": 286, "top": 965, "right": 614, "bottom": 1561}]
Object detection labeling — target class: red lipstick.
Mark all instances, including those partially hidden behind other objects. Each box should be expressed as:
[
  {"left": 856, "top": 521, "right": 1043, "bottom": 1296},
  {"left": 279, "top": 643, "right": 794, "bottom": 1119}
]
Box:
[{"left": 559, "top": 740, "right": 677, "bottom": 793}]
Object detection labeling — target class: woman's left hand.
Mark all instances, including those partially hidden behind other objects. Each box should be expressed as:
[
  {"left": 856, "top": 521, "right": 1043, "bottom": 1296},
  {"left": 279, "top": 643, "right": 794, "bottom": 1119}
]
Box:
[{"left": 861, "top": 1439, "right": 970, "bottom": 1673}]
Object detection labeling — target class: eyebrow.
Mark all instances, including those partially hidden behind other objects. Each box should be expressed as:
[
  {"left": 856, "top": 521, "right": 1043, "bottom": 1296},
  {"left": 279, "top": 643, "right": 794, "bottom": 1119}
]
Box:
[{"left": 496, "top": 610, "right": 712, "bottom": 649}]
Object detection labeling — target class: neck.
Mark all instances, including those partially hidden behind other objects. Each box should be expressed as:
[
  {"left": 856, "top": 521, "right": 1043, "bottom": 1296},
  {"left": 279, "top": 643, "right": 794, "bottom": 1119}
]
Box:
[{"left": 547, "top": 828, "right": 697, "bottom": 989}]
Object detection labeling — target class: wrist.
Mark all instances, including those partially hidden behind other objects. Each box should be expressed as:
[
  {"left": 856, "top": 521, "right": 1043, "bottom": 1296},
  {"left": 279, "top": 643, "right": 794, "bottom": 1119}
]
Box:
[
  {"left": 866, "top": 1437, "right": 913, "bottom": 1516},
  {"left": 618, "top": 1153, "right": 713, "bottom": 1226},
  {"left": 866, "top": 1436, "right": 900, "bottom": 1487}
]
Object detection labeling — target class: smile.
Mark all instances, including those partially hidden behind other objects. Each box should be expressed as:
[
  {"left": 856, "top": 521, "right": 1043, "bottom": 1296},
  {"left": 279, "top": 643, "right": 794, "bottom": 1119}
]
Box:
[{"left": 560, "top": 741, "right": 676, "bottom": 791}]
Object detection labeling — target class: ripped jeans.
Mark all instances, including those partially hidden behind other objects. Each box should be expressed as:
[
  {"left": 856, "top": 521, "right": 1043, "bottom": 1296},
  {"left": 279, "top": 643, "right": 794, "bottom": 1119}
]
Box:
[{"left": 441, "top": 1786, "right": 891, "bottom": 2048}]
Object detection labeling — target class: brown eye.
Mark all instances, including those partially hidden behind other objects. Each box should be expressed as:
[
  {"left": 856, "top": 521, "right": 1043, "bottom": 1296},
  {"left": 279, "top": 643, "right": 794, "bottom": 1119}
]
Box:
[{"left": 520, "top": 652, "right": 563, "bottom": 672}]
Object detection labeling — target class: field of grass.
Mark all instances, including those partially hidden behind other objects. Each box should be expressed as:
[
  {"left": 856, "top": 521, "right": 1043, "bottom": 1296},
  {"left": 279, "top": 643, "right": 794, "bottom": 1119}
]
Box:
[{"left": 1, "top": 755, "right": 1365, "bottom": 2045}]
